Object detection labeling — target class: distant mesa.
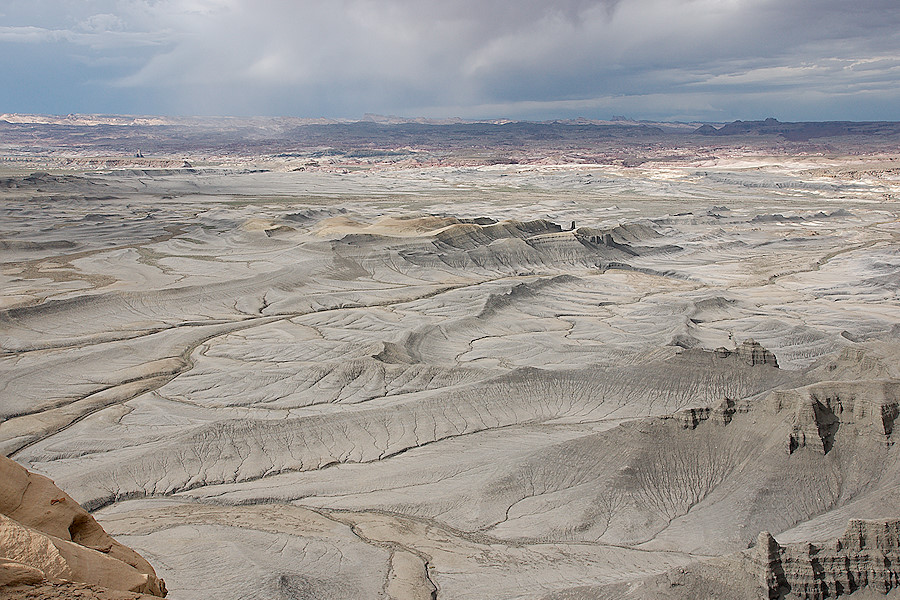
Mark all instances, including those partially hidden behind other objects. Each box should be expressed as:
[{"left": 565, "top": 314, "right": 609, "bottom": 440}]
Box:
[
  {"left": 751, "top": 213, "right": 804, "bottom": 223},
  {"left": 694, "top": 124, "right": 720, "bottom": 135},
  {"left": 693, "top": 117, "right": 900, "bottom": 141},
  {"left": 694, "top": 119, "right": 781, "bottom": 136}
]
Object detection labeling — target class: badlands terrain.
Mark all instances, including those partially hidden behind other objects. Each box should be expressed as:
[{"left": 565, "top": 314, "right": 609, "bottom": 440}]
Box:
[{"left": 2, "top": 116, "right": 900, "bottom": 599}]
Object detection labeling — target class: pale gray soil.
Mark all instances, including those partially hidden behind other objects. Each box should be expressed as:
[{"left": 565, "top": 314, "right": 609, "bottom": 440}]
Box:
[{"left": 3, "top": 157, "right": 900, "bottom": 599}]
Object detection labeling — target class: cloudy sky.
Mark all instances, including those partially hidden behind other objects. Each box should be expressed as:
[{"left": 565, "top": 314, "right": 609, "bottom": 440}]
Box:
[{"left": 1, "top": 0, "right": 899, "bottom": 121}]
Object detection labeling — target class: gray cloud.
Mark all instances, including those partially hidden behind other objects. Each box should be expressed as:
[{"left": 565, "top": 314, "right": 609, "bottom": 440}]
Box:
[{"left": 1, "top": 0, "right": 899, "bottom": 120}]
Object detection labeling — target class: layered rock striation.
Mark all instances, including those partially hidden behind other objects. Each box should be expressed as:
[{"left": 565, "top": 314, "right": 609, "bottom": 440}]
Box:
[
  {"left": 714, "top": 339, "right": 779, "bottom": 368},
  {"left": 758, "top": 520, "right": 900, "bottom": 600}
]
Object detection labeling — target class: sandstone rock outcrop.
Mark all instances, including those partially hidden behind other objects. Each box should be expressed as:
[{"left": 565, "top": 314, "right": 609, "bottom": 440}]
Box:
[{"left": 0, "top": 456, "right": 166, "bottom": 597}]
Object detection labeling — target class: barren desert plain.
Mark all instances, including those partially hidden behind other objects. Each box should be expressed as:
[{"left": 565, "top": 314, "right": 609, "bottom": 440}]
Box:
[{"left": 2, "top": 115, "right": 900, "bottom": 599}]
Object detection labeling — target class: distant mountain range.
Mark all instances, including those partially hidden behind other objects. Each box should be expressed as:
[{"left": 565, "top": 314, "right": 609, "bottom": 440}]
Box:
[
  {"left": 693, "top": 117, "right": 900, "bottom": 141},
  {"left": 2, "top": 114, "right": 898, "bottom": 159},
  {"left": 0, "top": 112, "right": 700, "bottom": 129}
]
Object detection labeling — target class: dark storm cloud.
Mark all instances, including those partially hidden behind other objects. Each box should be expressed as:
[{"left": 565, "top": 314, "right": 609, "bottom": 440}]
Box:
[{"left": 1, "top": 0, "right": 899, "bottom": 120}]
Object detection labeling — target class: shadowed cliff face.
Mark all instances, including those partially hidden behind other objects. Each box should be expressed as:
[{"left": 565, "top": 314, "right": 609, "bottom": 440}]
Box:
[
  {"left": 2, "top": 152, "right": 900, "bottom": 599},
  {"left": 757, "top": 519, "right": 900, "bottom": 600}
]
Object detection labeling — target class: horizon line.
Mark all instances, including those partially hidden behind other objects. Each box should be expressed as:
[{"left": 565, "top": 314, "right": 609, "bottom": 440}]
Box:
[{"left": 5, "top": 112, "right": 893, "bottom": 127}]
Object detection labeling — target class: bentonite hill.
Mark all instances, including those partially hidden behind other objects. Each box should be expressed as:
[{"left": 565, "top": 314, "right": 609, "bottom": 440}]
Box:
[{"left": 2, "top": 115, "right": 900, "bottom": 599}]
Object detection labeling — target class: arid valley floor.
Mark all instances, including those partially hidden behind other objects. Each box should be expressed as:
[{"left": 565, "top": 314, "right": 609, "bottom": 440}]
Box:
[{"left": 2, "top": 116, "right": 900, "bottom": 599}]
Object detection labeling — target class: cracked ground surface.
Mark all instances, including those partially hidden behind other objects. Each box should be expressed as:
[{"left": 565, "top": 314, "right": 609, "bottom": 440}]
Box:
[{"left": 3, "top": 157, "right": 900, "bottom": 599}]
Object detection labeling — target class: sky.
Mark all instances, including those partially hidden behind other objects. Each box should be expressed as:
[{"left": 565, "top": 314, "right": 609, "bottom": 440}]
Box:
[{"left": 1, "top": 0, "right": 899, "bottom": 122}]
